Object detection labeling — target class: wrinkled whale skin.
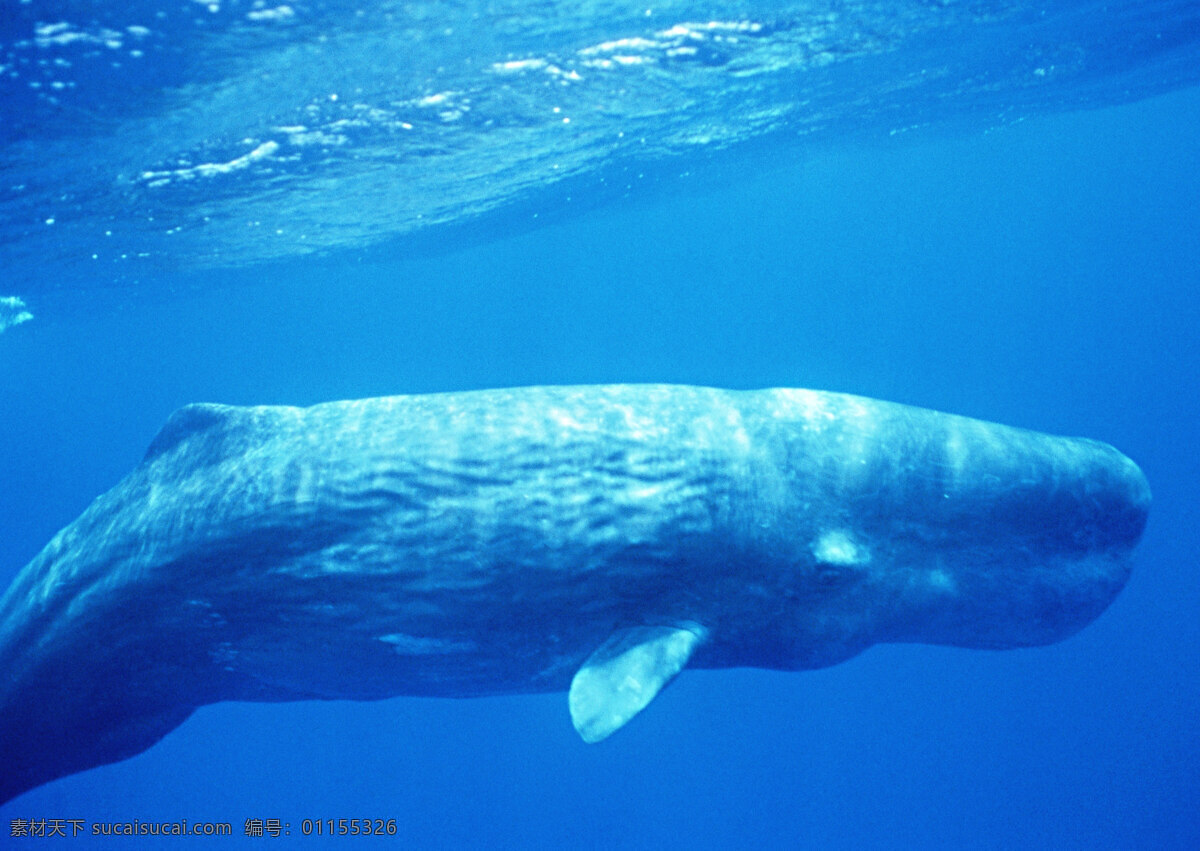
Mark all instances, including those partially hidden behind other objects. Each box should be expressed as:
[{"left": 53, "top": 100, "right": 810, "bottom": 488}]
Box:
[{"left": 0, "top": 385, "right": 1149, "bottom": 802}]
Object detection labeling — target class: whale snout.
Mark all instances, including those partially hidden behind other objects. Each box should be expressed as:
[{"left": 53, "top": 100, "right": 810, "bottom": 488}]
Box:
[
  {"left": 1100, "top": 449, "right": 1151, "bottom": 549},
  {"left": 987, "top": 442, "right": 1149, "bottom": 645},
  {"left": 878, "top": 434, "right": 1151, "bottom": 651},
  {"left": 973, "top": 438, "right": 1150, "bottom": 559},
  {"left": 1037, "top": 441, "right": 1150, "bottom": 556}
]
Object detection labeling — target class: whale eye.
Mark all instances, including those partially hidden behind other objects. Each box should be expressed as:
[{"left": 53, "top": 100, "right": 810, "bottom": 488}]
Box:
[{"left": 815, "top": 565, "right": 850, "bottom": 586}]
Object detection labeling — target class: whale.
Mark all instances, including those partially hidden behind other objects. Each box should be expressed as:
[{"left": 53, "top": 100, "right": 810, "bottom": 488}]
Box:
[{"left": 0, "top": 384, "right": 1149, "bottom": 803}]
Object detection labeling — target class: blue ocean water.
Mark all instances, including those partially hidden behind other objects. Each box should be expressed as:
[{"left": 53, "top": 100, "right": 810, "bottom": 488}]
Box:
[{"left": 1, "top": 1, "right": 1198, "bottom": 847}]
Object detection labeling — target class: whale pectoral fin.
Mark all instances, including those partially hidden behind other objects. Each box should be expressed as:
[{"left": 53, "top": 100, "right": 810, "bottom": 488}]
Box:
[{"left": 568, "top": 624, "right": 707, "bottom": 743}]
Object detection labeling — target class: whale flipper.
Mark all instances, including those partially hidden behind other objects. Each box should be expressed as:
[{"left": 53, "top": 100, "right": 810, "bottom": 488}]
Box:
[{"left": 569, "top": 624, "right": 707, "bottom": 743}]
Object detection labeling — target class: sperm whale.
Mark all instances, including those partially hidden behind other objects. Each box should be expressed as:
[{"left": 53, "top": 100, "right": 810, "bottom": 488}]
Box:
[{"left": 0, "top": 384, "right": 1150, "bottom": 802}]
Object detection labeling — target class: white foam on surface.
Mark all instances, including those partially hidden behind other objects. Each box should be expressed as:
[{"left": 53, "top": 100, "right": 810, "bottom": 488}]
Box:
[
  {"left": 139, "top": 140, "right": 280, "bottom": 187},
  {"left": 2, "top": 2, "right": 1195, "bottom": 292},
  {"left": 247, "top": 6, "right": 295, "bottom": 23}
]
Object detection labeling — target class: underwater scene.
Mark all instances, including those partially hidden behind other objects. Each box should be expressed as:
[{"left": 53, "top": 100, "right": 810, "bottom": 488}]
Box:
[{"left": 1, "top": 1, "right": 1198, "bottom": 847}]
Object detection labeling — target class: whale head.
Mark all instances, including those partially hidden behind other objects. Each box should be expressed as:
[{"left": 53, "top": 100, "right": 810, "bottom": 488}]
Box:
[
  {"left": 734, "top": 393, "right": 1152, "bottom": 667},
  {"left": 0, "top": 385, "right": 1153, "bottom": 796},
  {"left": 872, "top": 435, "right": 1152, "bottom": 650}
]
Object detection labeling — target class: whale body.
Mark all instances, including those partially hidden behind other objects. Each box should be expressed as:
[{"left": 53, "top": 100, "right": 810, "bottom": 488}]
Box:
[{"left": 0, "top": 384, "right": 1149, "bottom": 802}]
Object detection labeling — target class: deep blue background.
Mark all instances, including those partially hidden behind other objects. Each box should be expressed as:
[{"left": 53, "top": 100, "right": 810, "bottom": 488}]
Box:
[{"left": 1, "top": 86, "right": 1197, "bottom": 847}]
